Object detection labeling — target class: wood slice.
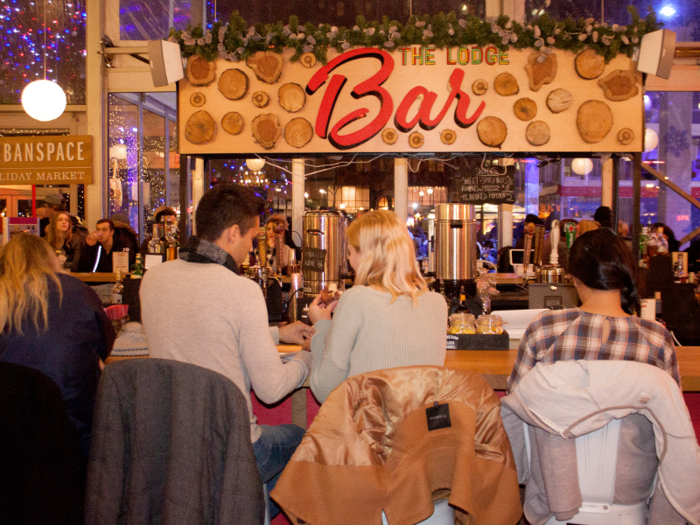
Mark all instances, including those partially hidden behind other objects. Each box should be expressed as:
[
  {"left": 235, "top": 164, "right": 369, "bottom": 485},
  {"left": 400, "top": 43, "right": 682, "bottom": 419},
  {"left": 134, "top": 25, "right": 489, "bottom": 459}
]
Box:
[
  {"left": 221, "top": 112, "right": 244, "bottom": 135},
  {"left": 218, "top": 69, "right": 249, "bottom": 100},
  {"left": 526, "top": 121, "right": 551, "bottom": 146},
  {"left": 575, "top": 49, "right": 606, "bottom": 80},
  {"left": 597, "top": 70, "right": 639, "bottom": 101},
  {"left": 525, "top": 51, "right": 558, "bottom": 92},
  {"left": 190, "top": 92, "right": 206, "bottom": 107},
  {"left": 382, "top": 128, "right": 398, "bottom": 145},
  {"left": 252, "top": 91, "right": 270, "bottom": 108},
  {"left": 246, "top": 51, "right": 284, "bottom": 84},
  {"left": 546, "top": 88, "right": 574, "bottom": 113},
  {"left": 514, "top": 98, "right": 537, "bottom": 121},
  {"left": 494, "top": 73, "right": 519, "bottom": 96},
  {"left": 185, "top": 56, "right": 216, "bottom": 86},
  {"left": 185, "top": 110, "right": 216, "bottom": 144},
  {"left": 440, "top": 129, "right": 457, "bottom": 145},
  {"left": 472, "top": 79, "right": 488, "bottom": 95},
  {"left": 409, "top": 132, "right": 425, "bottom": 149},
  {"left": 251, "top": 114, "right": 282, "bottom": 149},
  {"left": 279, "top": 83, "right": 306, "bottom": 113},
  {"left": 300, "top": 52, "right": 317, "bottom": 67},
  {"left": 477, "top": 116, "right": 508, "bottom": 149},
  {"left": 577, "top": 100, "right": 613, "bottom": 143},
  {"left": 617, "top": 128, "right": 635, "bottom": 146},
  {"left": 285, "top": 117, "right": 314, "bottom": 148}
]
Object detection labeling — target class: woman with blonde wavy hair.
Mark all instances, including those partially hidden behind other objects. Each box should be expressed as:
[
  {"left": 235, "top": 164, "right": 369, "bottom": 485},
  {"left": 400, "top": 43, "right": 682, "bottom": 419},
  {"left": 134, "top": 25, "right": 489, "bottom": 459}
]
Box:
[
  {"left": 307, "top": 210, "right": 447, "bottom": 402},
  {"left": 0, "top": 234, "right": 114, "bottom": 455}
]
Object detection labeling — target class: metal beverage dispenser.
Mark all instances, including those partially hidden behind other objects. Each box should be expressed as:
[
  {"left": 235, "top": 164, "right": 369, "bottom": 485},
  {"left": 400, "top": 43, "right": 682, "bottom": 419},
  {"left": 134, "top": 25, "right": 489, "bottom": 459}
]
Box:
[
  {"left": 435, "top": 203, "right": 482, "bottom": 316},
  {"left": 301, "top": 210, "right": 347, "bottom": 297},
  {"left": 421, "top": 218, "right": 436, "bottom": 275}
]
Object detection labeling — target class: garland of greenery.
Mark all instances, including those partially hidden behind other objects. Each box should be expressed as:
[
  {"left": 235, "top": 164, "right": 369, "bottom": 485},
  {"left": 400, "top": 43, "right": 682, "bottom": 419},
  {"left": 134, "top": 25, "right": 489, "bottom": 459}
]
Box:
[{"left": 169, "top": 8, "right": 659, "bottom": 66}]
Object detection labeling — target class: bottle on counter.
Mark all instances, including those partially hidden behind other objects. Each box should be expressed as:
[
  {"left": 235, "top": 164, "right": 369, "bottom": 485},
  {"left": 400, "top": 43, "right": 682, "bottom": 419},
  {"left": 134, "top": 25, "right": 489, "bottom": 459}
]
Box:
[
  {"left": 132, "top": 253, "right": 144, "bottom": 279},
  {"left": 111, "top": 270, "right": 124, "bottom": 304},
  {"left": 148, "top": 224, "right": 165, "bottom": 256},
  {"left": 656, "top": 227, "right": 669, "bottom": 255},
  {"left": 165, "top": 224, "right": 178, "bottom": 261},
  {"left": 674, "top": 260, "right": 688, "bottom": 284},
  {"left": 639, "top": 226, "right": 649, "bottom": 267},
  {"left": 55, "top": 249, "right": 67, "bottom": 270}
]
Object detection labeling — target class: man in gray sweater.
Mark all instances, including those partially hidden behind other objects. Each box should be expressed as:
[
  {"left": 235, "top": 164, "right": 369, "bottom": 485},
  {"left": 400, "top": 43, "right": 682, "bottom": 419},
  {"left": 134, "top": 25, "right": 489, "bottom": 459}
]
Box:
[{"left": 141, "top": 183, "right": 313, "bottom": 518}]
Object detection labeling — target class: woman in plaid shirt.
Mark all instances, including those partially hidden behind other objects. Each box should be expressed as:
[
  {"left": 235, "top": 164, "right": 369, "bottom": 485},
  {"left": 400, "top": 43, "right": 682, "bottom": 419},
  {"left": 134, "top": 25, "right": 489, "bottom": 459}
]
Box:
[{"left": 508, "top": 228, "right": 680, "bottom": 393}]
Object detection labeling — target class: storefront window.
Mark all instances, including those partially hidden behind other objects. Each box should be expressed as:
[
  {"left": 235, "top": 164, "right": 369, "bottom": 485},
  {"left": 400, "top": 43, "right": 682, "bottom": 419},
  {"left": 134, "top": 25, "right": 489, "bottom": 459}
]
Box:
[
  {"left": 108, "top": 93, "right": 178, "bottom": 240},
  {"left": 1, "top": 0, "right": 86, "bottom": 105}
]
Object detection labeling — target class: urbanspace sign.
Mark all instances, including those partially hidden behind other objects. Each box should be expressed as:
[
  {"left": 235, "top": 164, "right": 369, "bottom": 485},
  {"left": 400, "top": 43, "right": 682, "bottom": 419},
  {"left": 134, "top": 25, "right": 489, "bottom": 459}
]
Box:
[
  {"left": 178, "top": 46, "right": 643, "bottom": 155},
  {"left": 0, "top": 135, "right": 93, "bottom": 185}
]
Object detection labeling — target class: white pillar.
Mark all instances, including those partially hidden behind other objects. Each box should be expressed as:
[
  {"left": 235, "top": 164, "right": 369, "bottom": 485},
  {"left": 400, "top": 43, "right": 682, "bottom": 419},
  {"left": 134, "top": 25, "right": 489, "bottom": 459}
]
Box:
[
  {"left": 85, "top": 0, "right": 105, "bottom": 228},
  {"left": 498, "top": 204, "right": 513, "bottom": 249},
  {"left": 601, "top": 159, "right": 613, "bottom": 208},
  {"left": 291, "top": 158, "right": 305, "bottom": 247},
  {"left": 394, "top": 158, "right": 408, "bottom": 222},
  {"left": 191, "top": 157, "right": 205, "bottom": 235}
]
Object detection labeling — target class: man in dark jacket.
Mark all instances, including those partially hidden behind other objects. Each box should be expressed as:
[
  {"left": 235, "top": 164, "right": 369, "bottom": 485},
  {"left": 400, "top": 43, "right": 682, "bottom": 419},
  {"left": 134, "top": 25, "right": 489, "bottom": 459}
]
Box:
[{"left": 77, "top": 218, "right": 137, "bottom": 272}]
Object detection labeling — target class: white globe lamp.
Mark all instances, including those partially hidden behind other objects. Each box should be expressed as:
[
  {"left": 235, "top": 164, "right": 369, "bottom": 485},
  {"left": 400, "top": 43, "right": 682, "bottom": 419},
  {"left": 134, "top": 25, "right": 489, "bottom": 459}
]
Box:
[
  {"left": 246, "top": 158, "right": 265, "bottom": 172},
  {"left": 644, "top": 128, "right": 659, "bottom": 152},
  {"left": 21, "top": 79, "right": 67, "bottom": 122},
  {"left": 571, "top": 158, "right": 593, "bottom": 175}
]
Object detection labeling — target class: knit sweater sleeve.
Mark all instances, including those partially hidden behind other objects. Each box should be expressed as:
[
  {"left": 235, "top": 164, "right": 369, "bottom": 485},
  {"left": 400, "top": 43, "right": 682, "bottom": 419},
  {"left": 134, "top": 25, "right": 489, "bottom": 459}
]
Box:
[
  {"left": 309, "top": 289, "right": 363, "bottom": 402},
  {"left": 235, "top": 280, "right": 310, "bottom": 404}
]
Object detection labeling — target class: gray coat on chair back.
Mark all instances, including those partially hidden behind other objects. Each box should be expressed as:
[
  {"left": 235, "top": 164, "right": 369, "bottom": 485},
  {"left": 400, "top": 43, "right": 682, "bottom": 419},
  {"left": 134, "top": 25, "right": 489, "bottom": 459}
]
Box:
[{"left": 85, "top": 358, "right": 265, "bottom": 525}]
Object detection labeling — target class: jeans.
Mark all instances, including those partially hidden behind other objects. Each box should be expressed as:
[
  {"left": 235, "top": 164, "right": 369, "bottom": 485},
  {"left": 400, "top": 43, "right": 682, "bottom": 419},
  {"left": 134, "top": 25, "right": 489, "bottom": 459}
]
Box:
[{"left": 253, "top": 424, "right": 305, "bottom": 518}]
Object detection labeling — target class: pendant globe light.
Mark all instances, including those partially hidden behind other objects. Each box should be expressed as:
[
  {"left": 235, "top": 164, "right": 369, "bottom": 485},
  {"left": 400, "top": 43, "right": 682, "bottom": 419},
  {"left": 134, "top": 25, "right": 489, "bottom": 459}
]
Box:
[
  {"left": 21, "top": 0, "right": 67, "bottom": 122},
  {"left": 246, "top": 158, "right": 266, "bottom": 172},
  {"left": 571, "top": 158, "right": 593, "bottom": 175}
]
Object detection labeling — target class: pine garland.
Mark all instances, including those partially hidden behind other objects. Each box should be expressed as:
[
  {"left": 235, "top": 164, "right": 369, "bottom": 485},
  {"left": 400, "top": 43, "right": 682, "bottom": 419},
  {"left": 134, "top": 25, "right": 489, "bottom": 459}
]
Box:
[{"left": 169, "top": 7, "right": 659, "bottom": 65}]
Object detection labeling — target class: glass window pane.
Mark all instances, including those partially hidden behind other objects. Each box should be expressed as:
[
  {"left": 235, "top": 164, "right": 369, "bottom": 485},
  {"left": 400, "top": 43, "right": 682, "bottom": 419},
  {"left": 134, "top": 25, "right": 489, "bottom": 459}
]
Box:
[
  {"left": 1, "top": 0, "right": 86, "bottom": 105},
  {"left": 120, "top": 0, "right": 194, "bottom": 40},
  {"left": 108, "top": 94, "right": 140, "bottom": 232}
]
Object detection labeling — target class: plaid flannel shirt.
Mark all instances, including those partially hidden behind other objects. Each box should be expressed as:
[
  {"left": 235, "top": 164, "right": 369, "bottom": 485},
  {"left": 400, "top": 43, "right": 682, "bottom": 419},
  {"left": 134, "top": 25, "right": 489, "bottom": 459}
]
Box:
[{"left": 507, "top": 308, "right": 681, "bottom": 393}]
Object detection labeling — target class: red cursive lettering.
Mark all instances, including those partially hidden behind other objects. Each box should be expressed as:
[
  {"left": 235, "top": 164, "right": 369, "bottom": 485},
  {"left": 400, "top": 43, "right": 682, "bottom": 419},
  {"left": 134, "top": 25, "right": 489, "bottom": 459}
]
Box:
[
  {"left": 394, "top": 68, "right": 486, "bottom": 132},
  {"left": 306, "top": 48, "right": 394, "bottom": 150}
]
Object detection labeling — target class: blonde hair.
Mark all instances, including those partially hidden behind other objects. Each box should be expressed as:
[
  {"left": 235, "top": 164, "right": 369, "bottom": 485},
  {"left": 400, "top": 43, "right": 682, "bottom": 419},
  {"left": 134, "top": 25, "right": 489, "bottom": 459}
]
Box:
[
  {"left": 45, "top": 211, "right": 73, "bottom": 249},
  {"left": 578, "top": 219, "right": 599, "bottom": 235},
  {"left": 0, "top": 234, "right": 62, "bottom": 334},
  {"left": 348, "top": 210, "right": 427, "bottom": 305}
]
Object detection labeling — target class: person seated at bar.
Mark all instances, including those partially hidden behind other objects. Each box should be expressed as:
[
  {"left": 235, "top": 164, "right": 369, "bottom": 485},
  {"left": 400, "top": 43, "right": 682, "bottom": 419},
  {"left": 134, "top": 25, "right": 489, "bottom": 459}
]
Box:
[
  {"left": 508, "top": 228, "right": 680, "bottom": 393},
  {"left": 139, "top": 206, "right": 178, "bottom": 254},
  {"left": 307, "top": 210, "right": 448, "bottom": 403},
  {"left": 576, "top": 218, "right": 599, "bottom": 236},
  {"left": 653, "top": 222, "right": 680, "bottom": 252},
  {"left": 140, "top": 183, "right": 313, "bottom": 519},
  {"left": 593, "top": 205, "right": 613, "bottom": 229},
  {"left": 45, "top": 211, "right": 86, "bottom": 272},
  {"left": 256, "top": 214, "right": 292, "bottom": 275},
  {"left": 77, "top": 218, "right": 137, "bottom": 272},
  {"left": 0, "top": 234, "right": 115, "bottom": 456}
]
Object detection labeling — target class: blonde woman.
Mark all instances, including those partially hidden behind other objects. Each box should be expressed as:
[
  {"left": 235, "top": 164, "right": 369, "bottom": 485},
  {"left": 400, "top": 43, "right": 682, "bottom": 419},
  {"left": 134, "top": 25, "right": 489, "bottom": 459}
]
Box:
[
  {"left": 577, "top": 219, "right": 599, "bottom": 235},
  {"left": 307, "top": 210, "right": 447, "bottom": 402},
  {"left": 45, "top": 211, "right": 84, "bottom": 272},
  {"left": 256, "top": 214, "right": 292, "bottom": 274},
  {"left": 0, "top": 234, "right": 114, "bottom": 455}
]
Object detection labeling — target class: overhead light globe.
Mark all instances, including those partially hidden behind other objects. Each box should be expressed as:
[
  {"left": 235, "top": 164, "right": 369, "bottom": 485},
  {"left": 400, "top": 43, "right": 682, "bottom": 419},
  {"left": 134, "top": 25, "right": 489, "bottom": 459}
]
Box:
[
  {"left": 246, "top": 158, "right": 265, "bottom": 171},
  {"left": 571, "top": 158, "right": 593, "bottom": 175},
  {"left": 21, "top": 80, "right": 67, "bottom": 122},
  {"left": 644, "top": 128, "right": 659, "bottom": 152}
]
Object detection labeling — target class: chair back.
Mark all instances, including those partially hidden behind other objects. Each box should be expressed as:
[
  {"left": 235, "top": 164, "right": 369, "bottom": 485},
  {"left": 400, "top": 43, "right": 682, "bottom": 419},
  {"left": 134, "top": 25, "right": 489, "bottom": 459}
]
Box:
[{"left": 85, "top": 358, "right": 265, "bottom": 525}]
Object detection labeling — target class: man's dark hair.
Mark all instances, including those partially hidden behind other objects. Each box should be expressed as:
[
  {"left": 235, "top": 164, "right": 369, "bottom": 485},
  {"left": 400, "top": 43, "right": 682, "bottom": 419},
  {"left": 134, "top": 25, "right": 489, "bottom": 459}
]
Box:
[
  {"left": 593, "top": 206, "right": 613, "bottom": 228},
  {"left": 96, "top": 218, "right": 115, "bottom": 231},
  {"left": 195, "top": 183, "right": 265, "bottom": 242},
  {"left": 155, "top": 207, "right": 177, "bottom": 222},
  {"left": 525, "top": 213, "right": 544, "bottom": 226}
]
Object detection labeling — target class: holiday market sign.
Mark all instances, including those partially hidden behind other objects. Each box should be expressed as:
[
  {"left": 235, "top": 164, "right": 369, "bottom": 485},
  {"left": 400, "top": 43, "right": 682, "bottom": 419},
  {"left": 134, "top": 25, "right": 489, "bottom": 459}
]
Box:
[
  {"left": 176, "top": 13, "right": 652, "bottom": 155},
  {"left": 0, "top": 135, "right": 93, "bottom": 185}
]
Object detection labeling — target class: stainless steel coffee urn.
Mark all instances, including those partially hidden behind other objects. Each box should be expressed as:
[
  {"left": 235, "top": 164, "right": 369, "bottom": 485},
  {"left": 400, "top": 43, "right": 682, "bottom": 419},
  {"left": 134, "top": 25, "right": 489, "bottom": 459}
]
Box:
[
  {"left": 301, "top": 210, "right": 347, "bottom": 296},
  {"left": 435, "top": 203, "right": 482, "bottom": 315}
]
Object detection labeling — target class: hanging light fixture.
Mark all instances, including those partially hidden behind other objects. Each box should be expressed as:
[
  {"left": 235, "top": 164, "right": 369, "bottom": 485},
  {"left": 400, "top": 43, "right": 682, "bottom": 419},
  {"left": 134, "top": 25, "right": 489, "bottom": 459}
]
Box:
[
  {"left": 644, "top": 128, "right": 659, "bottom": 152},
  {"left": 21, "top": 0, "right": 67, "bottom": 122},
  {"left": 246, "top": 158, "right": 265, "bottom": 172},
  {"left": 571, "top": 158, "right": 594, "bottom": 175}
]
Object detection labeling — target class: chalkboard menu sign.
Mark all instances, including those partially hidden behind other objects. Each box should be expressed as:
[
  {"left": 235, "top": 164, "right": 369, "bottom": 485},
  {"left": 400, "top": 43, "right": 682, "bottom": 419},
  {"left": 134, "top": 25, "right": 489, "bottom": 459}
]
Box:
[
  {"left": 302, "top": 247, "right": 327, "bottom": 273},
  {"left": 458, "top": 158, "right": 515, "bottom": 205}
]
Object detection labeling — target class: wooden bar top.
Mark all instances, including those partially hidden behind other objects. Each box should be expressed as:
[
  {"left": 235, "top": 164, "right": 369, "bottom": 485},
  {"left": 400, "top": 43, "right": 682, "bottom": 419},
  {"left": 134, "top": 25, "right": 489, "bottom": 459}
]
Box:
[{"left": 444, "top": 346, "right": 700, "bottom": 392}]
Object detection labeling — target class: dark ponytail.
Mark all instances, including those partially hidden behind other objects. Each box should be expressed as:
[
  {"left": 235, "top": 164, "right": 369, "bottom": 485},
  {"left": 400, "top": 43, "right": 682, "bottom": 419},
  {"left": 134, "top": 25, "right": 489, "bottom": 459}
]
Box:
[{"left": 568, "top": 229, "right": 641, "bottom": 315}]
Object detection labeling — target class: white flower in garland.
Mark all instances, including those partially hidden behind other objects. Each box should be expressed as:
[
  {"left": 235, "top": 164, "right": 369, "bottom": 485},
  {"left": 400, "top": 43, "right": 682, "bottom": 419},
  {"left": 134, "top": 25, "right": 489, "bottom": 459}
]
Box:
[
  {"left": 621, "top": 34, "right": 630, "bottom": 44},
  {"left": 423, "top": 29, "right": 434, "bottom": 38},
  {"left": 534, "top": 38, "right": 544, "bottom": 47},
  {"left": 534, "top": 26, "right": 541, "bottom": 38},
  {"left": 218, "top": 26, "right": 227, "bottom": 41},
  {"left": 415, "top": 20, "right": 426, "bottom": 27},
  {"left": 578, "top": 33, "right": 588, "bottom": 41},
  {"left": 342, "top": 42, "right": 351, "bottom": 50},
  {"left": 365, "top": 27, "right": 375, "bottom": 36},
  {"left": 448, "top": 28, "right": 455, "bottom": 36},
  {"left": 592, "top": 31, "right": 599, "bottom": 42},
  {"left": 546, "top": 36, "right": 555, "bottom": 45},
  {"left": 303, "top": 44, "right": 313, "bottom": 53},
  {"left": 204, "top": 32, "right": 212, "bottom": 44},
  {"left": 384, "top": 41, "right": 395, "bottom": 48}
]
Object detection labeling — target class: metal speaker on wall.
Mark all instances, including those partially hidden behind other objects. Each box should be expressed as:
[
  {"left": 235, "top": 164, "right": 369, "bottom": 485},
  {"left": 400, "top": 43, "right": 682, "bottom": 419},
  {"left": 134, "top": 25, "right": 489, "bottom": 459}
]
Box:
[
  {"left": 148, "top": 40, "right": 185, "bottom": 87},
  {"left": 638, "top": 29, "right": 676, "bottom": 80}
]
